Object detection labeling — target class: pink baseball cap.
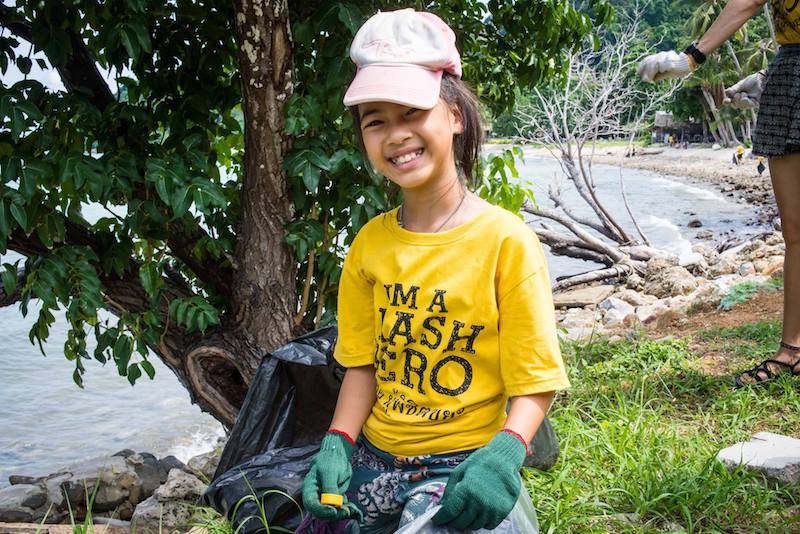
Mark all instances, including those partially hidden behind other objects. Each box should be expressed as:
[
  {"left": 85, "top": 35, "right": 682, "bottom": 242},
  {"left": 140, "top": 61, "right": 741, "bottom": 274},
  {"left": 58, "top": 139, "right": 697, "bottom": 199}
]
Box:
[{"left": 343, "top": 9, "right": 462, "bottom": 110}]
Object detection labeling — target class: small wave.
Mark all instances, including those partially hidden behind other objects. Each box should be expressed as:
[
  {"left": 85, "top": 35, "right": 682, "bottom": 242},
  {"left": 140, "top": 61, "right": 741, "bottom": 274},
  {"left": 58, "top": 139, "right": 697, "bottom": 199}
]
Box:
[
  {"left": 642, "top": 215, "right": 695, "bottom": 260},
  {"left": 649, "top": 177, "right": 726, "bottom": 202},
  {"left": 166, "top": 424, "right": 227, "bottom": 463}
]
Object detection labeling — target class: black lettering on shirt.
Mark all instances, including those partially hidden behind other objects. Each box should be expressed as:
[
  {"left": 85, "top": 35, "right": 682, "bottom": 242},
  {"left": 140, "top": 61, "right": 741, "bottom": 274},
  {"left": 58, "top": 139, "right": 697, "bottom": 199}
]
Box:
[
  {"left": 420, "top": 316, "right": 446, "bottom": 350},
  {"left": 430, "top": 355, "right": 473, "bottom": 396},
  {"left": 386, "top": 311, "right": 415, "bottom": 345},
  {"left": 445, "top": 321, "right": 485, "bottom": 354},
  {"left": 426, "top": 289, "right": 448, "bottom": 313}
]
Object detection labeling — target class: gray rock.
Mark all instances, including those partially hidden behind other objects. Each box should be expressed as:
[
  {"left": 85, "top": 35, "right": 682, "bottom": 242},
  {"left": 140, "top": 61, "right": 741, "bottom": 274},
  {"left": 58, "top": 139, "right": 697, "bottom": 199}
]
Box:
[
  {"left": 156, "top": 456, "right": 188, "bottom": 482},
  {"left": 131, "top": 495, "right": 200, "bottom": 532},
  {"left": 687, "top": 218, "right": 703, "bottom": 228},
  {"left": 602, "top": 308, "right": 629, "bottom": 326},
  {"left": 0, "top": 484, "right": 48, "bottom": 522},
  {"left": 187, "top": 450, "right": 220, "bottom": 483},
  {"left": 553, "top": 285, "right": 615, "bottom": 308},
  {"left": 625, "top": 273, "right": 644, "bottom": 291},
  {"left": 738, "top": 262, "right": 756, "bottom": 276},
  {"left": 695, "top": 229, "right": 713, "bottom": 240},
  {"left": 717, "top": 432, "right": 800, "bottom": 484},
  {"left": 643, "top": 258, "right": 697, "bottom": 298},
  {"left": 689, "top": 284, "right": 722, "bottom": 311},
  {"left": 615, "top": 289, "right": 656, "bottom": 307},
  {"left": 635, "top": 302, "right": 669, "bottom": 324},
  {"left": 709, "top": 253, "right": 738, "bottom": 277},
  {"left": 599, "top": 297, "right": 635, "bottom": 316},
  {"left": 128, "top": 453, "right": 163, "bottom": 498},
  {"left": 57, "top": 455, "right": 140, "bottom": 513},
  {"left": 152, "top": 469, "right": 205, "bottom": 503}
]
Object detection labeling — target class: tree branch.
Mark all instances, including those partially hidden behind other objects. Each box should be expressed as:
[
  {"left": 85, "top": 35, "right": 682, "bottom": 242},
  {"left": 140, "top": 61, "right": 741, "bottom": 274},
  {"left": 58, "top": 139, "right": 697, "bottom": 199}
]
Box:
[
  {"left": 2, "top": 5, "right": 233, "bottom": 296},
  {"left": 552, "top": 264, "right": 636, "bottom": 292},
  {"left": 522, "top": 201, "right": 627, "bottom": 263}
]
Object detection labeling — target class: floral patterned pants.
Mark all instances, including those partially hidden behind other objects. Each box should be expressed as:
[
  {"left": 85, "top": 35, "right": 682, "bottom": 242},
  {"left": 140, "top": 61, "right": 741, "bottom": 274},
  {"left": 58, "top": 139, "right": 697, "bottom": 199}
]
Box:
[{"left": 296, "top": 438, "right": 537, "bottom": 534}]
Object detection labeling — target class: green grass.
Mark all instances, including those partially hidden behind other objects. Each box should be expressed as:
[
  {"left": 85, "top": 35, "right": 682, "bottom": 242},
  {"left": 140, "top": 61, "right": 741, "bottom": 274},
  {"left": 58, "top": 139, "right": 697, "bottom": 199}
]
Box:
[
  {"left": 186, "top": 321, "right": 800, "bottom": 534},
  {"left": 718, "top": 277, "right": 783, "bottom": 311},
  {"left": 527, "top": 334, "right": 800, "bottom": 533}
]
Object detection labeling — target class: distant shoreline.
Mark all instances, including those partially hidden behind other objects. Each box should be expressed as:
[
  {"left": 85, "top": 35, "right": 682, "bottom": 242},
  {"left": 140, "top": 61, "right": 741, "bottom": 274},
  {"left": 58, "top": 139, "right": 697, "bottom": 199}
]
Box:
[{"left": 487, "top": 142, "right": 777, "bottom": 224}]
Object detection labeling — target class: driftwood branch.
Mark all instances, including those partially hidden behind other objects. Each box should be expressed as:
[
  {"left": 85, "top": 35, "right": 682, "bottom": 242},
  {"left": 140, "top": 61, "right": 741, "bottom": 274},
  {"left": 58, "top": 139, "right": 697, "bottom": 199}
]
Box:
[
  {"left": 552, "top": 264, "right": 637, "bottom": 292},
  {"left": 522, "top": 201, "right": 626, "bottom": 263},
  {"left": 533, "top": 226, "right": 613, "bottom": 265}
]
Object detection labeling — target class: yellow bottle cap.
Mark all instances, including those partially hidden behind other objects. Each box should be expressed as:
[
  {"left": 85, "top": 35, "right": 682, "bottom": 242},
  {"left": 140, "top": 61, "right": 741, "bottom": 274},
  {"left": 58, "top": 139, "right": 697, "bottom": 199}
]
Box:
[{"left": 320, "top": 493, "right": 343, "bottom": 508}]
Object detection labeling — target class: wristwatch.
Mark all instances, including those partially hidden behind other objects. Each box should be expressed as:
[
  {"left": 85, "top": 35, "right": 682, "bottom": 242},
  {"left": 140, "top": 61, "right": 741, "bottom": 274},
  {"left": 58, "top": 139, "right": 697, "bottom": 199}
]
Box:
[{"left": 683, "top": 43, "right": 707, "bottom": 65}]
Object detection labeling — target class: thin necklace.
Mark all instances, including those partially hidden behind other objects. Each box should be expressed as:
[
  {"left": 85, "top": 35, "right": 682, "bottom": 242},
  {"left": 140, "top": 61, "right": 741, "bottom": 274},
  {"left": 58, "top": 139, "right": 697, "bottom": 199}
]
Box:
[{"left": 398, "top": 191, "right": 467, "bottom": 233}]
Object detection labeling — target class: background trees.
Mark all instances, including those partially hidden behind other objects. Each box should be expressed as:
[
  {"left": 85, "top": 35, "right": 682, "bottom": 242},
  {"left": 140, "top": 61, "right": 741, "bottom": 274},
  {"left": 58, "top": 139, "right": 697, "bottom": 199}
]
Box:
[{"left": 0, "top": 0, "right": 610, "bottom": 427}]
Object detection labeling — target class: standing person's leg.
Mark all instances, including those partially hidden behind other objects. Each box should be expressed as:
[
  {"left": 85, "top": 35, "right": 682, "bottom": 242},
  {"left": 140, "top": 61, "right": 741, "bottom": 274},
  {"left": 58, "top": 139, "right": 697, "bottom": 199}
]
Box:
[{"left": 737, "top": 152, "right": 800, "bottom": 385}]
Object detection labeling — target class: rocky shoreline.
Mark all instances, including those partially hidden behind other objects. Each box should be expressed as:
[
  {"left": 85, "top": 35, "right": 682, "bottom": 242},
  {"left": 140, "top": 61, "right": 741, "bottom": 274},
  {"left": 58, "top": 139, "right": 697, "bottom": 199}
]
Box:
[
  {"left": 554, "top": 230, "right": 785, "bottom": 341},
  {"left": 0, "top": 440, "right": 225, "bottom": 532}
]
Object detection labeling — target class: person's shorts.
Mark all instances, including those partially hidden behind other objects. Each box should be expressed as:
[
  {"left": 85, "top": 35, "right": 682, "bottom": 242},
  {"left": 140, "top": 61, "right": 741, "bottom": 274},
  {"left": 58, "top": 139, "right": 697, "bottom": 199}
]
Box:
[{"left": 753, "top": 44, "right": 800, "bottom": 158}]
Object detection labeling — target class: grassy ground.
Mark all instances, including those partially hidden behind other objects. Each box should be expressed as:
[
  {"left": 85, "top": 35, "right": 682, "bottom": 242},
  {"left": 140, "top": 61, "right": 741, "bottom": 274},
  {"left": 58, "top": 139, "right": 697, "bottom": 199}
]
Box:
[
  {"left": 530, "top": 321, "right": 800, "bottom": 533},
  {"left": 189, "top": 290, "right": 800, "bottom": 534}
]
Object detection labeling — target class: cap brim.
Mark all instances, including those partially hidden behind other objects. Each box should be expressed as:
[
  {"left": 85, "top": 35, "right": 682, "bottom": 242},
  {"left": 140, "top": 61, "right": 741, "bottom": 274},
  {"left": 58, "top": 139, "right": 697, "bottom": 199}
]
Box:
[{"left": 343, "top": 65, "right": 442, "bottom": 109}]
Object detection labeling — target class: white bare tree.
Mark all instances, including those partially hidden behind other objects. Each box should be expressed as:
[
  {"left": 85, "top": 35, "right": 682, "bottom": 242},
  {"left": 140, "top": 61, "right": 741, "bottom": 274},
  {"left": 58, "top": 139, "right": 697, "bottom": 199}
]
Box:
[{"left": 514, "top": 15, "right": 682, "bottom": 291}]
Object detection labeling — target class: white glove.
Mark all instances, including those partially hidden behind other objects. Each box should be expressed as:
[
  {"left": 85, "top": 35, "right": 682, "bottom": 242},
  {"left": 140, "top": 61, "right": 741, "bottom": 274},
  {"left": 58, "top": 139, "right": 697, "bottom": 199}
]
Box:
[
  {"left": 723, "top": 71, "right": 766, "bottom": 109},
  {"left": 636, "top": 51, "right": 693, "bottom": 83}
]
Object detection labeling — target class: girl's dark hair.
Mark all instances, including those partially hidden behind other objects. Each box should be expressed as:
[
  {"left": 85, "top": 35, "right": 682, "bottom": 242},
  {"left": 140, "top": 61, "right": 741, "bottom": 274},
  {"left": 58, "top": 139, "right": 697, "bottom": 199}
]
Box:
[{"left": 349, "top": 72, "right": 484, "bottom": 186}]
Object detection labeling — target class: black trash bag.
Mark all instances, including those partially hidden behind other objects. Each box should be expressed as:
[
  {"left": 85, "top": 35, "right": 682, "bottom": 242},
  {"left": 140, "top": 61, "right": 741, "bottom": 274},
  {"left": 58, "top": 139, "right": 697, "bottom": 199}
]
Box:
[
  {"left": 213, "top": 325, "right": 343, "bottom": 480},
  {"left": 202, "top": 444, "right": 318, "bottom": 533},
  {"left": 202, "top": 325, "right": 561, "bottom": 534}
]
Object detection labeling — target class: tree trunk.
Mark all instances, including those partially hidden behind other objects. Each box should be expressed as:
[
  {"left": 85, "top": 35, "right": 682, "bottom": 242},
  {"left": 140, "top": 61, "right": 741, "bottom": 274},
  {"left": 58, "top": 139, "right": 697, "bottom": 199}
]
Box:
[{"left": 189, "top": 0, "right": 298, "bottom": 425}]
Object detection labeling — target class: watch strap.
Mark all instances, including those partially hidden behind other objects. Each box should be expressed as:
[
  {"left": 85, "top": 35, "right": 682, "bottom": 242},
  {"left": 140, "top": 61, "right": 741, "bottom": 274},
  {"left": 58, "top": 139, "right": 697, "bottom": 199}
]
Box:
[{"left": 683, "top": 43, "right": 706, "bottom": 65}]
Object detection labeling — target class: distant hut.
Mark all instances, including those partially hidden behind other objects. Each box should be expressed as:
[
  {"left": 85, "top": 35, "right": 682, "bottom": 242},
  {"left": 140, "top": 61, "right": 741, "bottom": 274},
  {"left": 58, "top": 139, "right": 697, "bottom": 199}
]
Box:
[{"left": 654, "top": 111, "right": 674, "bottom": 143}]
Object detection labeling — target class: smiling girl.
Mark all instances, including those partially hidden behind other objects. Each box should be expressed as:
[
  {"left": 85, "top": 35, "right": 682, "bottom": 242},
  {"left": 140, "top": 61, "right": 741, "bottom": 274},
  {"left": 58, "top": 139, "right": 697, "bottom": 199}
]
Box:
[{"left": 296, "top": 9, "right": 569, "bottom": 534}]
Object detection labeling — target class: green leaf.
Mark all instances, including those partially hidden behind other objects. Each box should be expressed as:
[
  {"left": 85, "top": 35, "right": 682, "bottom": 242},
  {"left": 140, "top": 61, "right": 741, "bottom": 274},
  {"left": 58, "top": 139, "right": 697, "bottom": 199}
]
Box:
[
  {"left": 113, "top": 335, "right": 132, "bottom": 373},
  {"left": 337, "top": 4, "right": 362, "bottom": 36},
  {"left": 9, "top": 203, "right": 26, "bottom": 231},
  {"left": 301, "top": 161, "right": 320, "bottom": 192},
  {"left": 171, "top": 186, "right": 191, "bottom": 218},
  {"left": 130, "top": 23, "right": 152, "bottom": 53},
  {"left": 0, "top": 201, "right": 11, "bottom": 236},
  {"left": 141, "top": 360, "right": 155, "bottom": 379},
  {"left": 139, "top": 262, "right": 161, "bottom": 296},
  {"left": 17, "top": 101, "right": 43, "bottom": 122},
  {"left": 2, "top": 263, "right": 18, "bottom": 296},
  {"left": 127, "top": 363, "right": 142, "bottom": 385},
  {"left": 11, "top": 107, "right": 25, "bottom": 142},
  {"left": 17, "top": 57, "right": 31, "bottom": 74},
  {"left": 362, "top": 186, "right": 384, "bottom": 209},
  {"left": 119, "top": 27, "right": 137, "bottom": 59}
]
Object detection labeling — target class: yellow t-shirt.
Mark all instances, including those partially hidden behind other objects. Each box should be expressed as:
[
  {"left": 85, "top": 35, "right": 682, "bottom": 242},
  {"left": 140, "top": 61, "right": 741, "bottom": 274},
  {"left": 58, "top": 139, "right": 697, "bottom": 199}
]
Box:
[
  {"left": 334, "top": 205, "right": 570, "bottom": 457},
  {"left": 772, "top": 0, "right": 800, "bottom": 45}
]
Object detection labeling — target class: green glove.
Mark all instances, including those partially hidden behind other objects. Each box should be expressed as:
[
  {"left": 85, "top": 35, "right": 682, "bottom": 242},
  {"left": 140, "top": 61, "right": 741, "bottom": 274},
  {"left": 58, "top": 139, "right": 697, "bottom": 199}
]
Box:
[
  {"left": 432, "top": 431, "right": 526, "bottom": 530},
  {"left": 301, "top": 432, "right": 363, "bottom": 522}
]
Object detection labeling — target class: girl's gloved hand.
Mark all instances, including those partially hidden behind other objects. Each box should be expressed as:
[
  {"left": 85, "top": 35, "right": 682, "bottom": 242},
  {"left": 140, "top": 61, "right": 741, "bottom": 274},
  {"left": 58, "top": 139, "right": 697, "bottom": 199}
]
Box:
[
  {"left": 724, "top": 71, "right": 766, "bottom": 109},
  {"left": 301, "top": 431, "right": 363, "bottom": 522},
  {"left": 431, "top": 431, "right": 526, "bottom": 530},
  {"left": 637, "top": 51, "right": 694, "bottom": 83}
]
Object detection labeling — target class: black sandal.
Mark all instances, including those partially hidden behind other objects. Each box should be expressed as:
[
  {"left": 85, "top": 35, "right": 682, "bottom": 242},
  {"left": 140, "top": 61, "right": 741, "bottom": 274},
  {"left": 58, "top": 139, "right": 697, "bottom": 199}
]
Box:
[{"left": 734, "top": 341, "right": 800, "bottom": 388}]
